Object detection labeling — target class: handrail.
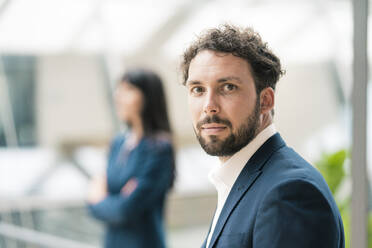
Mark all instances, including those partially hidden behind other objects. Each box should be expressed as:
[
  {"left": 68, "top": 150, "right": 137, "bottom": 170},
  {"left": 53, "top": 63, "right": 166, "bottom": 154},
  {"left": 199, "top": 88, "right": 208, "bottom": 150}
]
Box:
[
  {"left": 0, "top": 191, "right": 217, "bottom": 213},
  {"left": 0, "top": 196, "right": 86, "bottom": 212},
  {"left": 0, "top": 222, "right": 98, "bottom": 248}
]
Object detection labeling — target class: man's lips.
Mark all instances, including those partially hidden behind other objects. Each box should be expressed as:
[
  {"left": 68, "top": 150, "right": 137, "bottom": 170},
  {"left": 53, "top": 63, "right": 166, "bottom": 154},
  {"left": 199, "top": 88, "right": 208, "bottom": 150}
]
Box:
[
  {"left": 201, "top": 124, "right": 227, "bottom": 134},
  {"left": 201, "top": 124, "right": 226, "bottom": 129}
]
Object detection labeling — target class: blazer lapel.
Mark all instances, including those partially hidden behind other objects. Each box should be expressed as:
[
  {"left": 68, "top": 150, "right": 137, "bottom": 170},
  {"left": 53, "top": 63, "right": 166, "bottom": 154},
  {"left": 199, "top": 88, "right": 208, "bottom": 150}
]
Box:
[
  {"left": 208, "top": 133, "right": 286, "bottom": 248},
  {"left": 207, "top": 170, "right": 262, "bottom": 248},
  {"left": 201, "top": 238, "right": 207, "bottom": 248},
  {"left": 201, "top": 213, "right": 214, "bottom": 248}
]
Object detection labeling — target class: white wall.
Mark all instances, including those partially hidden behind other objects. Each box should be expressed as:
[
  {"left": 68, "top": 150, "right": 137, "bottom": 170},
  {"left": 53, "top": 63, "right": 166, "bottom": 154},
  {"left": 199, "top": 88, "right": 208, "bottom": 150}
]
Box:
[
  {"left": 275, "top": 62, "right": 342, "bottom": 161},
  {"left": 36, "top": 54, "right": 114, "bottom": 147}
]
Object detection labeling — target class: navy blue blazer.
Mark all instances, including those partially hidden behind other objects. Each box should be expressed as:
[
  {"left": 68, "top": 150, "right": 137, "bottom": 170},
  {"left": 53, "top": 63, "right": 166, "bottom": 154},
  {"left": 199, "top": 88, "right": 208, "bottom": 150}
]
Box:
[
  {"left": 88, "top": 134, "right": 174, "bottom": 248},
  {"left": 203, "top": 133, "right": 345, "bottom": 248}
]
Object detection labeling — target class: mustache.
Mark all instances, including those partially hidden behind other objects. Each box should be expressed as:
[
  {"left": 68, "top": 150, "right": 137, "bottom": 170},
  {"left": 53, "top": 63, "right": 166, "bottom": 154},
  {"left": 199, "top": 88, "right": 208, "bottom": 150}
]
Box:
[{"left": 196, "top": 115, "right": 232, "bottom": 130}]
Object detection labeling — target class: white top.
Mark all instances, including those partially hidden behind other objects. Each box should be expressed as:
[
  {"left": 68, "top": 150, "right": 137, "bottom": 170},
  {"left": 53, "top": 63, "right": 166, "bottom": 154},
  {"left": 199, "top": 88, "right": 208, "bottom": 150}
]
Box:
[{"left": 206, "top": 123, "right": 277, "bottom": 247}]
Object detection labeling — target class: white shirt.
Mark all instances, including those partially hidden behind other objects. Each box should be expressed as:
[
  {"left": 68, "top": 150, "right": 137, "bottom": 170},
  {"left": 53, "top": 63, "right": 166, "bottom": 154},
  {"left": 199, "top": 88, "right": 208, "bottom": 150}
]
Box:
[{"left": 206, "top": 124, "right": 277, "bottom": 248}]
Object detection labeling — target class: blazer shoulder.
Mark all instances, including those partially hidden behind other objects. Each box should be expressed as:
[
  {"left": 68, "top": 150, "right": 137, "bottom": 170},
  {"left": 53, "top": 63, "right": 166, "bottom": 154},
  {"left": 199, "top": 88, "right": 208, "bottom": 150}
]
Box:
[
  {"left": 263, "top": 177, "right": 328, "bottom": 199},
  {"left": 262, "top": 146, "right": 338, "bottom": 205},
  {"left": 266, "top": 146, "right": 326, "bottom": 183},
  {"left": 258, "top": 178, "right": 338, "bottom": 218},
  {"left": 260, "top": 173, "right": 341, "bottom": 220},
  {"left": 142, "top": 135, "right": 174, "bottom": 154},
  {"left": 109, "top": 133, "right": 126, "bottom": 149}
]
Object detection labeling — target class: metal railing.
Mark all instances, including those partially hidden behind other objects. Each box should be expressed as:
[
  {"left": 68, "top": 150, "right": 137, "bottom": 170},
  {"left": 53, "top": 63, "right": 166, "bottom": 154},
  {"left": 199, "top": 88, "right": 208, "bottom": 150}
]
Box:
[
  {"left": 0, "top": 192, "right": 216, "bottom": 248},
  {"left": 0, "top": 222, "right": 97, "bottom": 248},
  {"left": 0, "top": 197, "right": 101, "bottom": 248}
]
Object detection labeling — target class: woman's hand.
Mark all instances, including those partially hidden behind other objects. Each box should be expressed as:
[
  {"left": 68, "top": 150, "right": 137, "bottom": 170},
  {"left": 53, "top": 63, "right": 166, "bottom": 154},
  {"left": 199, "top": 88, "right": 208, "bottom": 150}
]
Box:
[
  {"left": 87, "top": 175, "right": 107, "bottom": 204},
  {"left": 121, "top": 178, "right": 138, "bottom": 196}
]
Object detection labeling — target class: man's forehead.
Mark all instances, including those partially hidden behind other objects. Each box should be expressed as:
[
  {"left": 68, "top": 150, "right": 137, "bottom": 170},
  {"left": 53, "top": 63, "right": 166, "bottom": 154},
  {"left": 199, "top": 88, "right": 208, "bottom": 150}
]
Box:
[{"left": 187, "top": 51, "right": 253, "bottom": 84}]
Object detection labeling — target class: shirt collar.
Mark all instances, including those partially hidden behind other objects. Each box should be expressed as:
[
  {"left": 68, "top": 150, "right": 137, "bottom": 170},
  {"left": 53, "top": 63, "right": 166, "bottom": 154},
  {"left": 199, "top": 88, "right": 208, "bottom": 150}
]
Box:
[{"left": 209, "top": 123, "right": 277, "bottom": 191}]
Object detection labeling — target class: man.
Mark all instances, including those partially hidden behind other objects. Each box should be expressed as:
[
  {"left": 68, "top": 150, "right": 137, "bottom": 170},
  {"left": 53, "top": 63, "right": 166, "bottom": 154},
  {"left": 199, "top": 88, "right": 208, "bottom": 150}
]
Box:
[{"left": 181, "top": 24, "right": 344, "bottom": 248}]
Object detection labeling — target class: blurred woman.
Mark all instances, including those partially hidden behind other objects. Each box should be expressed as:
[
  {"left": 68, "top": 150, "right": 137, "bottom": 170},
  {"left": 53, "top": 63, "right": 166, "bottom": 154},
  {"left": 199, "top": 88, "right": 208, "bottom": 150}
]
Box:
[{"left": 87, "top": 68, "right": 175, "bottom": 248}]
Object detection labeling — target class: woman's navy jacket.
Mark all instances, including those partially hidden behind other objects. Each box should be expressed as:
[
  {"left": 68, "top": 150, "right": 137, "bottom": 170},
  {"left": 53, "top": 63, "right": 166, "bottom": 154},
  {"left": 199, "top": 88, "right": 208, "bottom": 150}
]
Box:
[{"left": 88, "top": 134, "right": 174, "bottom": 248}]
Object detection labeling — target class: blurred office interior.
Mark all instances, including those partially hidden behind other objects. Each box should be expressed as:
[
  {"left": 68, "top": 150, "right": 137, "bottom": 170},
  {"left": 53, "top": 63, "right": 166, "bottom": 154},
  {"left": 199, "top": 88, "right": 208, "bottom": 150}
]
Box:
[{"left": 0, "top": 0, "right": 371, "bottom": 247}]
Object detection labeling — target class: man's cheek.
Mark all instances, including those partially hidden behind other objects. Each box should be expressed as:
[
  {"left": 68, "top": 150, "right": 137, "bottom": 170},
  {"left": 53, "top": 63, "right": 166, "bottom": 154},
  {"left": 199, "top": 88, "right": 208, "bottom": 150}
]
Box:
[{"left": 190, "top": 109, "right": 200, "bottom": 125}]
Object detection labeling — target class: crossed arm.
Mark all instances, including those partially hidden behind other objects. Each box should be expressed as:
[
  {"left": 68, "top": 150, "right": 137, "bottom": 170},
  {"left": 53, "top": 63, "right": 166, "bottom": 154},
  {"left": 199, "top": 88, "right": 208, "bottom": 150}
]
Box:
[{"left": 87, "top": 145, "right": 172, "bottom": 226}]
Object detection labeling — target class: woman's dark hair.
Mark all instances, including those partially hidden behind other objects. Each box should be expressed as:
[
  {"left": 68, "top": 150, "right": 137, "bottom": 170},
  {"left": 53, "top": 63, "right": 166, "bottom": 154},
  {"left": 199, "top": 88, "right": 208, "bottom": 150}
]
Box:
[
  {"left": 121, "top": 68, "right": 176, "bottom": 188},
  {"left": 121, "top": 68, "right": 171, "bottom": 136}
]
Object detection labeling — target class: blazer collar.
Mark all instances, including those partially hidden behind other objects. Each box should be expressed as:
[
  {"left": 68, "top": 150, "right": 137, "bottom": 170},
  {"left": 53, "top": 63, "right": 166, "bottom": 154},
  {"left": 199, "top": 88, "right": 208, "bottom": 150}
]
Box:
[{"left": 208, "top": 133, "right": 286, "bottom": 248}]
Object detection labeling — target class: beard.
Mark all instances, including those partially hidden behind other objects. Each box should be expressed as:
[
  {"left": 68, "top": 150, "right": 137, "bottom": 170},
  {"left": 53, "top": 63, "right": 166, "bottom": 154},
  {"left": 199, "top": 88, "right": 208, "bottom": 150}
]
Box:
[{"left": 194, "top": 99, "right": 260, "bottom": 157}]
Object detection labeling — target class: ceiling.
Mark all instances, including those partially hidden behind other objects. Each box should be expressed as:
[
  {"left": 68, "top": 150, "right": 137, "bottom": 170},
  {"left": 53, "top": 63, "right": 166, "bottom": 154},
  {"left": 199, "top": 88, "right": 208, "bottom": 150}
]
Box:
[{"left": 0, "top": 0, "right": 357, "bottom": 64}]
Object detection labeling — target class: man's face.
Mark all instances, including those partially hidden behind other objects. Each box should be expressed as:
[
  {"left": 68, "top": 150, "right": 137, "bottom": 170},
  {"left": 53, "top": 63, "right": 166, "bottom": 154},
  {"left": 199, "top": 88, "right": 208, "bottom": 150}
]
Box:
[{"left": 186, "top": 50, "right": 261, "bottom": 158}]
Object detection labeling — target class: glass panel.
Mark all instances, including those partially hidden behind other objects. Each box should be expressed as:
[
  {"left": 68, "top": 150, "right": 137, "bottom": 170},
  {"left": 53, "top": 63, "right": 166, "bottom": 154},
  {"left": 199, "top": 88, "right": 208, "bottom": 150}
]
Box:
[{"left": 0, "top": 56, "right": 36, "bottom": 147}]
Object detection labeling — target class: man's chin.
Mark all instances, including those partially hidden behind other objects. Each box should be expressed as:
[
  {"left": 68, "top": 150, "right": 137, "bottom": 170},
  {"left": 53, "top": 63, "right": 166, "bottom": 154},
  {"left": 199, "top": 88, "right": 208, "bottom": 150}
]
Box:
[
  {"left": 196, "top": 133, "right": 233, "bottom": 156},
  {"left": 200, "top": 140, "right": 226, "bottom": 156},
  {"left": 201, "top": 133, "right": 227, "bottom": 142}
]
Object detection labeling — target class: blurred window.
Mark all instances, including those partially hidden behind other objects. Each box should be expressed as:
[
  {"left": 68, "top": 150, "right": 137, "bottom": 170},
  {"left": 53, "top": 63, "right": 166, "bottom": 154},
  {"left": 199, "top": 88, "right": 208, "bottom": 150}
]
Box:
[{"left": 0, "top": 56, "right": 36, "bottom": 146}]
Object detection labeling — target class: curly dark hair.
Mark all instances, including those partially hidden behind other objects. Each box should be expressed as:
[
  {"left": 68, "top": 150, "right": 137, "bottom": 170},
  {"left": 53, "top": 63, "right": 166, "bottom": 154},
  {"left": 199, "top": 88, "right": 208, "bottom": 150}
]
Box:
[{"left": 181, "top": 24, "right": 284, "bottom": 94}]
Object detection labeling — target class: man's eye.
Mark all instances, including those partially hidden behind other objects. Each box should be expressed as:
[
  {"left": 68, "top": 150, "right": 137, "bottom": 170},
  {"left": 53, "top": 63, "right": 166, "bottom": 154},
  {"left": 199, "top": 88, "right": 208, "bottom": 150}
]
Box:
[
  {"left": 191, "top": 87, "right": 204, "bottom": 94},
  {"left": 223, "top": 84, "right": 237, "bottom": 91}
]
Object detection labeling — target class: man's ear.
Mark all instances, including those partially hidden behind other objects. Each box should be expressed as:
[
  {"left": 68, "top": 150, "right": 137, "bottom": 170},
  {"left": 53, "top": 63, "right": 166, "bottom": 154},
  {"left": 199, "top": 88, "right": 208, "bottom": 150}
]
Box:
[{"left": 259, "top": 87, "right": 275, "bottom": 114}]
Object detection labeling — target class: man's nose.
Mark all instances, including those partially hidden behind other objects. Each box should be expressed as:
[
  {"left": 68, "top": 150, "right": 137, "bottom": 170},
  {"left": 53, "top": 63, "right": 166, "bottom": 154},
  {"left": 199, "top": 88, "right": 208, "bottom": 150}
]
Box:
[{"left": 203, "top": 91, "right": 220, "bottom": 115}]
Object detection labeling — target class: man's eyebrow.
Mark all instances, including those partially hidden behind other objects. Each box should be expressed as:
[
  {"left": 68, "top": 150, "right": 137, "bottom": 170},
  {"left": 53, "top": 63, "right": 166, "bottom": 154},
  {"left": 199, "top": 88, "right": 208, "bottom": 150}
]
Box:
[
  {"left": 186, "top": 76, "right": 243, "bottom": 86},
  {"left": 217, "top": 76, "right": 243, "bottom": 84},
  {"left": 185, "top": 80, "right": 201, "bottom": 86}
]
